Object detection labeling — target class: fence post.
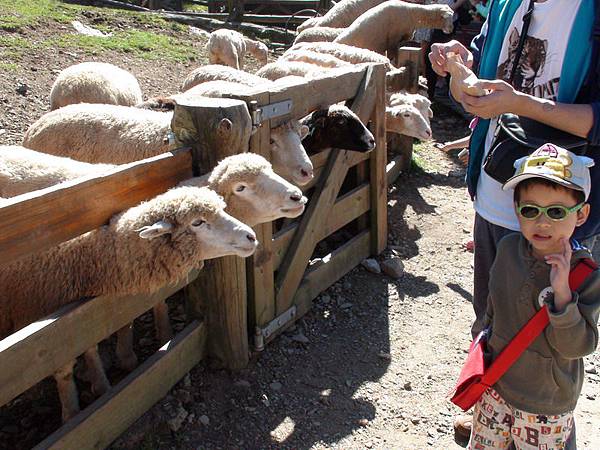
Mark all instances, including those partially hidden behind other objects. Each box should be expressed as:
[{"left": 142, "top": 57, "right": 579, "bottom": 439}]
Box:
[{"left": 171, "top": 95, "right": 253, "bottom": 370}]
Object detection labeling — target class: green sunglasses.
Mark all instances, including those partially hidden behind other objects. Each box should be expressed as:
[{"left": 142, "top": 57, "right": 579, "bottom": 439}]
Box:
[{"left": 516, "top": 202, "right": 585, "bottom": 221}]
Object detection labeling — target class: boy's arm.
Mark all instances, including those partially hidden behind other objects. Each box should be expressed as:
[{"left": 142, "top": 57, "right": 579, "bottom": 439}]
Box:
[{"left": 545, "top": 275, "right": 600, "bottom": 359}]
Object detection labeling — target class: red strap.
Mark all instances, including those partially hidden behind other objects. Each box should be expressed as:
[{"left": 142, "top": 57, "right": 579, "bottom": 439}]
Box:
[{"left": 481, "top": 258, "right": 597, "bottom": 387}]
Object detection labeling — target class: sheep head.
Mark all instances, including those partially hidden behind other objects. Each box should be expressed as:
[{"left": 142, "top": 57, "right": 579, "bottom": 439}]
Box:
[
  {"left": 208, "top": 153, "right": 307, "bottom": 225},
  {"left": 269, "top": 120, "right": 314, "bottom": 185},
  {"left": 385, "top": 104, "right": 432, "bottom": 141},
  {"left": 301, "top": 105, "right": 375, "bottom": 154}
]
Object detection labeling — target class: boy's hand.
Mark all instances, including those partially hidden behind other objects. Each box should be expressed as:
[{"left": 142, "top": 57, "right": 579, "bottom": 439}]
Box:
[{"left": 544, "top": 238, "right": 573, "bottom": 311}]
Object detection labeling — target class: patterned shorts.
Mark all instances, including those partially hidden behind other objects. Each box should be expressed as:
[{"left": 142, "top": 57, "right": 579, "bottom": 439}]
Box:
[{"left": 468, "top": 388, "right": 575, "bottom": 450}]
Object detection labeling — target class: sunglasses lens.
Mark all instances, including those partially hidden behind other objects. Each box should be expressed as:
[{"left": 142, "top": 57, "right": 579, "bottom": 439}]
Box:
[
  {"left": 520, "top": 206, "right": 540, "bottom": 219},
  {"left": 547, "top": 207, "right": 567, "bottom": 220}
]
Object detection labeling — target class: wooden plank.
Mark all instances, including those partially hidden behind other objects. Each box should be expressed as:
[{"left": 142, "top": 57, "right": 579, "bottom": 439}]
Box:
[
  {"left": 396, "top": 46, "right": 421, "bottom": 94},
  {"left": 36, "top": 321, "right": 207, "bottom": 450},
  {"left": 0, "top": 149, "right": 192, "bottom": 266},
  {"left": 246, "top": 92, "right": 276, "bottom": 330},
  {"left": 273, "top": 183, "right": 370, "bottom": 269},
  {"left": 370, "top": 64, "right": 388, "bottom": 255},
  {"left": 386, "top": 154, "right": 405, "bottom": 186},
  {"left": 274, "top": 149, "right": 352, "bottom": 314},
  {"left": 303, "top": 151, "right": 369, "bottom": 192},
  {"left": 266, "top": 230, "right": 371, "bottom": 344},
  {"left": 0, "top": 271, "right": 199, "bottom": 408},
  {"left": 387, "top": 134, "right": 414, "bottom": 174},
  {"left": 189, "top": 12, "right": 316, "bottom": 24}
]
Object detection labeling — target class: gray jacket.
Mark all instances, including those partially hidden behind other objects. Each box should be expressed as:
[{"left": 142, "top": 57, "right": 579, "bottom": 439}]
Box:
[{"left": 483, "top": 233, "right": 600, "bottom": 414}]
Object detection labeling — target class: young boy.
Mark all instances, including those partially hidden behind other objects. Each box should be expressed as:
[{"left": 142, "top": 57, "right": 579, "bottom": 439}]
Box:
[{"left": 468, "top": 143, "right": 600, "bottom": 450}]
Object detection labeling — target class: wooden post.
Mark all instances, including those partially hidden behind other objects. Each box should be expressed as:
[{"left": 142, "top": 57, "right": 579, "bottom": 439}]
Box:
[{"left": 171, "top": 95, "right": 253, "bottom": 370}]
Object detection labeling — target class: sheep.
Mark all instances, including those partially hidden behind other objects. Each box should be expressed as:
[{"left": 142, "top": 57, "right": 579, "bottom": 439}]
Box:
[
  {"left": 388, "top": 90, "right": 433, "bottom": 120},
  {"left": 386, "top": 103, "right": 432, "bottom": 141},
  {"left": 177, "top": 82, "right": 314, "bottom": 185},
  {"left": 284, "top": 42, "right": 392, "bottom": 69},
  {"left": 279, "top": 50, "right": 351, "bottom": 68},
  {"left": 296, "top": 0, "right": 384, "bottom": 31},
  {"left": 23, "top": 103, "right": 173, "bottom": 165},
  {"left": 0, "top": 185, "right": 258, "bottom": 421},
  {"left": 0, "top": 145, "right": 114, "bottom": 198},
  {"left": 296, "top": 15, "right": 324, "bottom": 33},
  {"left": 255, "top": 61, "right": 329, "bottom": 80},
  {"left": 180, "top": 64, "right": 273, "bottom": 91},
  {"left": 334, "top": 1, "right": 455, "bottom": 55},
  {"left": 49, "top": 62, "right": 143, "bottom": 111},
  {"left": 300, "top": 104, "right": 376, "bottom": 154},
  {"left": 206, "top": 29, "right": 269, "bottom": 69},
  {"left": 293, "top": 26, "right": 344, "bottom": 45}
]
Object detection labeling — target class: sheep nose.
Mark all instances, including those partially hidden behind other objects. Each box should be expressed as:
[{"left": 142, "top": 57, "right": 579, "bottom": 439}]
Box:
[
  {"left": 300, "top": 168, "right": 313, "bottom": 179},
  {"left": 290, "top": 192, "right": 302, "bottom": 202},
  {"left": 246, "top": 233, "right": 257, "bottom": 243}
]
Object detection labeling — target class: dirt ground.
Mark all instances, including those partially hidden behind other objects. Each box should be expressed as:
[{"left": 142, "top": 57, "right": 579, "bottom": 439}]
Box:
[{"left": 0, "top": 7, "right": 598, "bottom": 450}]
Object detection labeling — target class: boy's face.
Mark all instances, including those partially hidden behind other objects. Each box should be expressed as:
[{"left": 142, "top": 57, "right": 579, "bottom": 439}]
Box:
[{"left": 515, "top": 183, "right": 590, "bottom": 258}]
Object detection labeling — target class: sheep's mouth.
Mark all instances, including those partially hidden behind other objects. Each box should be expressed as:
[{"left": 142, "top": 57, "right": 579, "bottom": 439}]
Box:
[
  {"left": 281, "top": 205, "right": 305, "bottom": 214},
  {"left": 232, "top": 244, "right": 258, "bottom": 256}
]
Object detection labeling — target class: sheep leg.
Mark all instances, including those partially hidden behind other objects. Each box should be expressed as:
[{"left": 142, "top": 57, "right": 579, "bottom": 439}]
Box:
[
  {"left": 153, "top": 301, "right": 173, "bottom": 345},
  {"left": 83, "top": 346, "right": 110, "bottom": 396},
  {"left": 115, "top": 324, "right": 139, "bottom": 371},
  {"left": 54, "top": 360, "right": 80, "bottom": 423}
]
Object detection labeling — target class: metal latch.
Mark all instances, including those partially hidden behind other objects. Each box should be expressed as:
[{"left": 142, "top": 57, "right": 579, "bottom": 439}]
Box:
[
  {"left": 254, "top": 305, "right": 297, "bottom": 351},
  {"left": 250, "top": 99, "right": 293, "bottom": 127}
]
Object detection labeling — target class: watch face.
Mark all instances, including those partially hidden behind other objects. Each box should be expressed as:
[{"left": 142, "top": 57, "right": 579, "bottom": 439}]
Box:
[{"left": 538, "top": 286, "right": 554, "bottom": 307}]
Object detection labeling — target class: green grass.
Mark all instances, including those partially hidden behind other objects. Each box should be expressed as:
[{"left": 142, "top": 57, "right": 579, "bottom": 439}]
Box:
[
  {"left": 0, "top": 0, "right": 82, "bottom": 31},
  {"left": 0, "top": 62, "right": 19, "bottom": 71},
  {"left": 0, "top": 35, "right": 35, "bottom": 61},
  {"left": 410, "top": 142, "right": 430, "bottom": 174}
]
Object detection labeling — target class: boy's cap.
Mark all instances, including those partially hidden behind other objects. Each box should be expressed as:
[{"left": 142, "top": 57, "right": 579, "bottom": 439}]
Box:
[{"left": 503, "top": 143, "right": 594, "bottom": 200}]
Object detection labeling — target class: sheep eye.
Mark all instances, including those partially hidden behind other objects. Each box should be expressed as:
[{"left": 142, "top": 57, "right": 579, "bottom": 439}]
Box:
[
  {"left": 235, "top": 185, "right": 246, "bottom": 192},
  {"left": 191, "top": 218, "right": 205, "bottom": 227}
]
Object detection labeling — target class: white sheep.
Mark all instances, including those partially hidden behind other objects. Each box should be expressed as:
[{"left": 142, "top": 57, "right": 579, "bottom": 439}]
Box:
[
  {"left": 334, "top": 1, "right": 454, "bottom": 55},
  {"left": 295, "top": 0, "right": 385, "bottom": 32},
  {"left": 207, "top": 29, "right": 269, "bottom": 69},
  {"left": 255, "top": 60, "right": 329, "bottom": 80},
  {"left": 0, "top": 185, "right": 257, "bottom": 421},
  {"left": 279, "top": 49, "right": 351, "bottom": 68},
  {"left": 388, "top": 90, "right": 433, "bottom": 120},
  {"left": 180, "top": 64, "right": 273, "bottom": 91},
  {"left": 23, "top": 103, "right": 173, "bottom": 165},
  {"left": 296, "top": 15, "right": 324, "bottom": 33},
  {"left": 0, "top": 145, "right": 113, "bottom": 198},
  {"left": 293, "top": 26, "right": 344, "bottom": 44},
  {"left": 285, "top": 42, "right": 392, "bottom": 68},
  {"left": 49, "top": 62, "right": 143, "bottom": 111},
  {"left": 177, "top": 81, "right": 314, "bottom": 185},
  {"left": 386, "top": 104, "right": 432, "bottom": 141}
]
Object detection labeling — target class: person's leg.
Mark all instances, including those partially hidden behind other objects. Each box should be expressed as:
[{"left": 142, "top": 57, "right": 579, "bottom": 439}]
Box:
[
  {"left": 472, "top": 213, "right": 515, "bottom": 338},
  {"left": 468, "top": 388, "right": 513, "bottom": 449},
  {"left": 510, "top": 405, "right": 575, "bottom": 450}
]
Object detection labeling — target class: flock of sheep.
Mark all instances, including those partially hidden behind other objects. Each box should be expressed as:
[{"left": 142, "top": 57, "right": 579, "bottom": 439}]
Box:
[{"left": 0, "top": 0, "right": 453, "bottom": 426}]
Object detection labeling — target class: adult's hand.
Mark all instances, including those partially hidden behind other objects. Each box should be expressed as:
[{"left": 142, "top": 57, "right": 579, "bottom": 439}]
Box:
[
  {"left": 461, "top": 79, "right": 520, "bottom": 119},
  {"left": 428, "top": 40, "right": 473, "bottom": 77}
]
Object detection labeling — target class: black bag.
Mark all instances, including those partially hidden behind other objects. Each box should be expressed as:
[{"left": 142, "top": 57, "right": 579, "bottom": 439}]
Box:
[{"left": 482, "top": 0, "right": 591, "bottom": 184}]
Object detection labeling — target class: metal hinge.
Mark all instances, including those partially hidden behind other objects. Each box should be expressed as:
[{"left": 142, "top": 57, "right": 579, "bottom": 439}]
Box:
[
  {"left": 249, "top": 99, "right": 293, "bottom": 127},
  {"left": 254, "top": 305, "right": 297, "bottom": 351}
]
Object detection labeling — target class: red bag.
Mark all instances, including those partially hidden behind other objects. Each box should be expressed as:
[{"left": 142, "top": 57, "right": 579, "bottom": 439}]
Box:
[{"left": 450, "top": 258, "right": 597, "bottom": 411}]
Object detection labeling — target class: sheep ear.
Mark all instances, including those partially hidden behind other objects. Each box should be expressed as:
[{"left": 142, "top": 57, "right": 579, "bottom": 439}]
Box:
[
  {"left": 137, "top": 220, "right": 173, "bottom": 240},
  {"left": 299, "top": 125, "right": 309, "bottom": 139}
]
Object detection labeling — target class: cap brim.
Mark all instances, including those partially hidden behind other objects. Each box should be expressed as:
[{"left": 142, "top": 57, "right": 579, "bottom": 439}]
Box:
[{"left": 502, "top": 173, "right": 585, "bottom": 193}]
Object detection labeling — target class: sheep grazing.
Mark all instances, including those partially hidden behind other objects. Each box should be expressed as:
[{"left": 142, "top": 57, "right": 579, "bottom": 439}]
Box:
[
  {"left": 255, "top": 61, "right": 328, "bottom": 80},
  {"left": 177, "top": 81, "right": 314, "bottom": 186},
  {"left": 334, "top": 1, "right": 454, "bottom": 55},
  {"left": 279, "top": 50, "right": 351, "bottom": 68},
  {"left": 0, "top": 145, "right": 114, "bottom": 198},
  {"left": 23, "top": 103, "right": 173, "bottom": 165},
  {"left": 180, "top": 64, "right": 272, "bottom": 91},
  {"left": 285, "top": 42, "right": 392, "bottom": 69},
  {"left": 301, "top": 104, "right": 375, "bottom": 154},
  {"left": 206, "top": 29, "right": 269, "bottom": 69},
  {"left": 293, "top": 26, "right": 344, "bottom": 45},
  {"left": 49, "top": 62, "right": 143, "bottom": 111},
  {"left": 0, "top": 186, "right": 257, "bottom": 421},
  {"left": 297, "top": 0, "right": 384, "bottom": 31},
  {"left": 386, "top": 104, "right": 432, "bottom": 141}
]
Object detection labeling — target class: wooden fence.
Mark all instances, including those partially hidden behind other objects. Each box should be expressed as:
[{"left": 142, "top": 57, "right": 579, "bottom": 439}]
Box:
[{"left": 0, "top": 62, "right": 392, "bottom": 448}]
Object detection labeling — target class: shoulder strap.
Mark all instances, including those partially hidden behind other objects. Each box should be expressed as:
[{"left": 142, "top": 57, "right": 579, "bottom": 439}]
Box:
[
  {"left": 481, "top": 258, "right": 597, "bottom": 388},
  {"left": 508, "top": 0, "right": 535, "bottom": 85}
]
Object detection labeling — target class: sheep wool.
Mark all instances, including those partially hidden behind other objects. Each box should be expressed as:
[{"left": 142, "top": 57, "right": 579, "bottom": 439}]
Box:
[
  {"left": 293, "top": 26, "right": 344, "bottom": 45},
  {"left": 285, "top": 42, "right": 392, "bottom": 69},
  {"left": 23, "top": 103, "right": 173, "bottom": 165},
  {"left": 180, "top": 64, "right": 272, "bottom": 91},
  {"left": 279, "top": 50, "right": 351, "bottom": 68},
  {"left": 49, "top": 62, "right": 143, "bottom": 111},
  {"left": 298, "top": 0, "right": 386, "bottom": 31},
  {"left": 207, "top": 29, "right": 268, "bottom": 70},
  {"left": 255, "top": 61, "right": 327, "bottom": 80}
]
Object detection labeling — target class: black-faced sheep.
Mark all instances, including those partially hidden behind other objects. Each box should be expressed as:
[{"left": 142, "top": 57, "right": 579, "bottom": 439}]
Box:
[
  {"left": 180, "top": 64, "right": 273, "bottom": 91},
  {"left": 23, "top": 103, "right": 173, "bottom": 165},
  {"left": 334, "top": 1, "right": 454, "bottom": 55},
  {"left": 207, "top": 29, "right": 269, "bottom": 69},
  {"left": 300, "top": 104, "right": 375, "bottom": 154},
  {"left": 293, "top": 26, "right": 344, "bottom": 45},
  {"left": 0, "top": 186, "right": 257, "bottom": 421},
  {"left": 49, "top": 62, "right": 143, "bottom": 111}
]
